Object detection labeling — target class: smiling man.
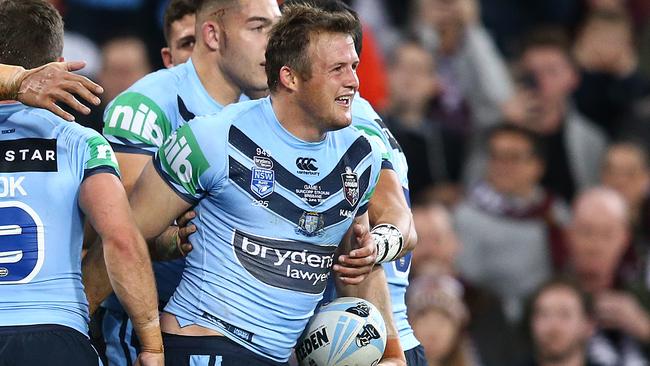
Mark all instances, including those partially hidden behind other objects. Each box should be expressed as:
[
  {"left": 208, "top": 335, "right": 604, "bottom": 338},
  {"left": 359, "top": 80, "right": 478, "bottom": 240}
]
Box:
[{"left": 120, "top": 4, "right": 382, "bottom": 364}]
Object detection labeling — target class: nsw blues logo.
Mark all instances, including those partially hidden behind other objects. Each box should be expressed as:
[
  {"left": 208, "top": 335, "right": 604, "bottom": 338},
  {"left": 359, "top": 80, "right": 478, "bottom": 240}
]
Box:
[{"left": 251, "top": 167, "right": 275, "bottom": 198}]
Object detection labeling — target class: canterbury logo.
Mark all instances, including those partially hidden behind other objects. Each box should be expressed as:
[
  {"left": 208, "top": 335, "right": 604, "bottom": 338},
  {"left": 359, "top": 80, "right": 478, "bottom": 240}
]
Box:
[{"left": 296, "top": 157, "right": 318, "bottom": 171}]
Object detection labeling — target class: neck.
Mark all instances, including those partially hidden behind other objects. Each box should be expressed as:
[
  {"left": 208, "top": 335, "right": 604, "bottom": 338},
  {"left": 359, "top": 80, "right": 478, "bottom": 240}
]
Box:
[
  {"left": 538, "top": 349, "right": 586, "bottom": 366},
  {"left": 270, "top": 92, "right": 326, "bottom": 142},
  {"left": 192, "top": 47, "right": 242, "bottom": 106}
]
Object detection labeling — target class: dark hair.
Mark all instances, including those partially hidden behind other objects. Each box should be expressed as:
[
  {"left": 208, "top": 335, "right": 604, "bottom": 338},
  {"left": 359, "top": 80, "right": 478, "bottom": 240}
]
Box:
[
  {"left": 486, "top": 123, "right": 546, "bottom": 160},
  {"left": 518, "top": 26, "right": 574, "bottom": 66},
  {"left": 265, "top": 3, "right": 359, "bottom": 92},
  {"left": 282, "top": 0, "right": 363, "bottom": 55},
  {"left": 583, "top": 8, "right": 632, "bottom": 28},
  {"left": 0, "top": 0, "right": 64, "bottom": 69},
  {"left": 163, "top": 0, "right": 198, "bottom": 44},
  {"left": 194, "top": 0, "right": 238, "bottom": 14}
]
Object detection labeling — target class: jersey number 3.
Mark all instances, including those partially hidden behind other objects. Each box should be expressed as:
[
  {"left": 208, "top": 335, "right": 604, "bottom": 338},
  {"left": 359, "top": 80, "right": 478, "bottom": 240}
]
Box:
[{"left": 0, "top": 201, "right": 44, "bottom": 284}]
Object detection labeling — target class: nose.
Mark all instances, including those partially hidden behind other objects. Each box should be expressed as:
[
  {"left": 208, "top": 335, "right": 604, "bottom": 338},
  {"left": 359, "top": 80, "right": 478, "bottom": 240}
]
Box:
[{"left": 345, "top": 66, "right": 359, "bottom": 91}]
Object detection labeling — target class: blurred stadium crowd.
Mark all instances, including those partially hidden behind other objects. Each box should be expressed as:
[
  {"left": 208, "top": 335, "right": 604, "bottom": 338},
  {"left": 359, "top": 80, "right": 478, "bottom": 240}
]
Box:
[{"left": 49, "top": 0, "right": 650, "bottom": 364}]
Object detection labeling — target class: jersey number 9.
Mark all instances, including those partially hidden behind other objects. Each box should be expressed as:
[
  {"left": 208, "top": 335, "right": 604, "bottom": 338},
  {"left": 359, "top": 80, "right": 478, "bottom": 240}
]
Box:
[{"left": 0, "top": 202, "right": 44, "bottom": 283}]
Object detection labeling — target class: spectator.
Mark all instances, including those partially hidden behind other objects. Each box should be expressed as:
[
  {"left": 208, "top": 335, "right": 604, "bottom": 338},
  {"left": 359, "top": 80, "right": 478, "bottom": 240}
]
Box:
[
  {"left": 567, "top": 187, "right": 650, "bottom": 364},
  {"left": 573, "top": 9, "right": 650, "bottom": 138},
  {"left": 98, "top": 36, "right": 151, "bottom": 104},
  {"left": 410, "top": 0, "right": 514, "bottom": 184},
  {"left": 500, "top": 27, "right": 607, "bottom": 203},
  {"left": 383, "top": 38, "right": 452, "bottom": 202},
  {"left": 78, "top": 35, "right": 153, "bottom": 132},
  {"left": 601, "top": 142, "right": 650, "bottom": 254},
  {"left": 456, "top": 124, "right": 570, "bottom": 324},
  {"left": 411, "top": 202, "right": 461, "bottom": 277},
  {"left": 407, "top": 273, "right": 476, "bottom": 366},
  {"left": 521, "top": 278, "right": 597, "bottom": 366}
]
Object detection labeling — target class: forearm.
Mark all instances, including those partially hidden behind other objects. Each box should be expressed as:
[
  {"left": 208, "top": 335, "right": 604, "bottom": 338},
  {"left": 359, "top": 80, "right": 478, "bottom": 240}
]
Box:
[
  {"left": 104, "top": 231, "right": 162, "bottom": 351},
  {"left": 0, "top": 64, "right": 25, "bottom": 100},
  {"left": 82, "top": 241, "right": 112, "bottom": 315},
  {"left": 369, "top": 203, "right": 416, "bottom": 258},
  {"left": 368, "top": 170, "right": 416, "bottom": 261}
]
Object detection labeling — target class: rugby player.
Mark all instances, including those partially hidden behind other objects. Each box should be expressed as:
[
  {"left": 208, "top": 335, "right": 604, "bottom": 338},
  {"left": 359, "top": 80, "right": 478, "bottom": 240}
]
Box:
[
  {"left": 160, "top": 0, "right": 197, "bottom": 69},
  {"left": 284, "top": 1, "right": 424, "bottom": 364},
  {"left": 82, "top": 1, "right": 282, "bottom": 364},
  {"left": 161, "top": 0, "right": 419, "bottom": 363},
  {"left": 0, "top": 60, "right": 103, "bottom": 121},
  {"left": 122, "top": 4, "right": 382, "bottom": 364},
  {"left": 0, "top": 1, "right": 162, "bottom": 365}
]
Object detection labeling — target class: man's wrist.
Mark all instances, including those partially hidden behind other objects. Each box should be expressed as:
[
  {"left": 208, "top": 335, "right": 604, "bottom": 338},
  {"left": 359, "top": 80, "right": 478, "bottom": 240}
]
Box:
[
  {"left": 0, "top": 65, "right": 26, "bottom": 100},
  {"left": 134, "top": 316, "right": 164, "bottom": 353},
  {"left": 372, "top": 224, "right": 404, "bottom": 264}
]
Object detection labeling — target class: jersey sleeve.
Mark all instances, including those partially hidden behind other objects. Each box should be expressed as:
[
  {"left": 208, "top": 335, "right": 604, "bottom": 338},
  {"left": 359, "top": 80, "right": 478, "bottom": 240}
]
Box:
[
  {"left": 102, "top": 81, "right": 176, "bottom": 155},
  {"left": 68, "top": 126, "right": 121, "bottom": 181},
  {"left": 153, "top": 115, "right": 227, "bottom": 204}
]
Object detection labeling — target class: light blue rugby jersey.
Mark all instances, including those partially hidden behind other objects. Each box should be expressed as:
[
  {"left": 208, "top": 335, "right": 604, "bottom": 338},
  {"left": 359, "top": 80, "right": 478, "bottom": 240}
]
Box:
[
  {"left": 0, "top": 103, "right": 119, "bottom": 335},
  {"left": 155, "top": 97, "right": 382, "bottom": 362},
  {"left": 322, "top": 95, "right": 418, "bottom": 350},
  {"left": 102, "top": 59, "right": 224, "bottom": 308}
]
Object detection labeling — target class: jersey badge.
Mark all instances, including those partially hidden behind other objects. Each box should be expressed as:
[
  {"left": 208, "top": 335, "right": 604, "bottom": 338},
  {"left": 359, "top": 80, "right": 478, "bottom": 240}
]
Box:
[
  {"left": 341, "top": 167, "right": 359, "bottom": 206},
  {"left": 251, "top": 166, "right": 275, "bottom": 199},
  {"left": 297, "top": 211, "right": 324, "bottom": 237}
]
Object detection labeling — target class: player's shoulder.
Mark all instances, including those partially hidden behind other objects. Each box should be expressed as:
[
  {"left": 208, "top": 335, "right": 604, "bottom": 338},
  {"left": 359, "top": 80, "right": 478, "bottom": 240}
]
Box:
[
  {"left": 351, "top": 94, "right": 381, "bottom": 124},
  {"left": 190, "top": 98, "right": 265, "bottom": 134}
]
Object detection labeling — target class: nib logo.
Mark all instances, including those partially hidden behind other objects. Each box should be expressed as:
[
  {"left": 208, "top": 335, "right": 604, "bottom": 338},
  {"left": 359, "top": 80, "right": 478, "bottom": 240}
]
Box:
[
  {"left": 159, "top": 126, "right": 210, "bottom": 196},
  {"left": 104, "top": 92, "right": 172, "bottom": 147},
  {"left": 163, "top": 134, "right": 193, "bottom": 184}
]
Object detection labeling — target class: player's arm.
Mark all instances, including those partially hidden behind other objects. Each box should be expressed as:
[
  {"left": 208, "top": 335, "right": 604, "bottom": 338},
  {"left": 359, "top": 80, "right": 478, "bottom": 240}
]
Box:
[
  {"left": 369, "top": 167, "right": 417, "bottom": 261},
  {"left": 0, "top": 61, "right": 103, "bottom": 121},
  {"left": 83, "top": 151, "right": 159, "bottom": 312},
  {"left": 79, "top": 172, "right": 163, "bottom": 364},
  {"left": 83, "top": 157, "right": 192, "bottom": 313},
  {"left": 336, "top": 266, "right": 406, "bottom": 366}
]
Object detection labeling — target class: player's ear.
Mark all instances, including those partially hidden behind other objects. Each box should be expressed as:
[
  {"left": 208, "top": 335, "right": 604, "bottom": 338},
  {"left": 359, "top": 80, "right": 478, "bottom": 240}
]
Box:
[
  {"left": 57, "top": 56, "right": 65, "bottom": 62},
  {"left": 279, "top": 66, "right": 299, "bottom": 92},
  {"left": 161, "top": 48, "right": 173, "bottom": 69},
  {"left": 201, "top": 19, "right": 221, "bottom": 51}
]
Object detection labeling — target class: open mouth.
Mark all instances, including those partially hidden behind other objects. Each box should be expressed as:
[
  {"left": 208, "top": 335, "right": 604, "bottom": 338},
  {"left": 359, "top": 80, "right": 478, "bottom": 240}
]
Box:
[{"left": 335, "top": 95, "right": 353, "bottom": 107}]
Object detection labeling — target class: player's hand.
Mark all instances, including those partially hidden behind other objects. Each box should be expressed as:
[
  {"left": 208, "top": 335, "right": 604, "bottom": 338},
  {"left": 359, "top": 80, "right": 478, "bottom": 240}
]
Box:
[
  {"left": 134, "top": 351, "right": 164, "bottom": 366},
  {"left": 16, "top": 60, "right": 103, "bottom": 121},
  {"left": 333, "top": 224, "right": 376, "bottom": 285},
  {"left": 175, "top": 209, "right": 196, "bottom": 256}
]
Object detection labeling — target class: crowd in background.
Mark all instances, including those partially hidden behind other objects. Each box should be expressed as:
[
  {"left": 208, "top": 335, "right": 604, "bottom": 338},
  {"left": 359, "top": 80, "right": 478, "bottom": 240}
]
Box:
[{"left": 48, "top": 0, "right": 650, "bottom": 365}]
